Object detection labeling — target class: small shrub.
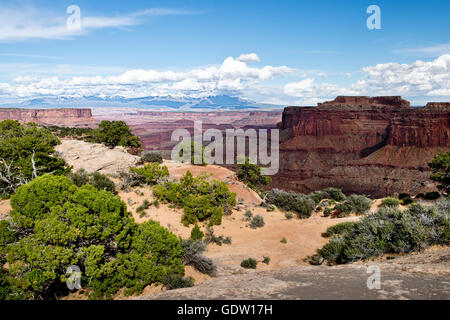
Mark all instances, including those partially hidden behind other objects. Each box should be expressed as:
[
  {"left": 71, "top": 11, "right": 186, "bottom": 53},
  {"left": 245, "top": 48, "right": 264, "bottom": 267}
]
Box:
[
  {"left": 280, "top": 237, "right": 287, "bottom": 244},
  {"left": 401, "top": 196, "right": 414, "bottom": 205},
  {"left": 119, "top": 170, "right": 143, "bottom": 190},
  {"left": 332, "top": 195, "right": 372, "bottom": 217},
  {"left": 263, "top": 257, "right": 271, "bottom": 265},
  {"left": 136, "top": 200, "right": 150, "bottom": 211},
  {"left": 324, "top": 222, "right": 357, "bottom": 237},
  {"left": 190, "top": 224, "right": 204, "bottom": 241},
  {"left": 333, "top": 201, "right": 353, "bottom": 215},
  {"left": 163, "top": 274, "right": 194, "bottom": 290},
  {"left": 237, "top": 158, "right": 271, "bottom": 192},
  {"left": 68, "top": 169, "right": 116, "bottom": 194},
  {"left": 309, "top": 190, "right": 329, "bottom": 204},
  {"left": 323, "top": 188, "right": 346, "bottom": 202},
  {"left": 266, "top": 204, "right": 276, "bottom": 212},
  {"left": 304, "top": 255, "right": 324, "bottom": 265},
  {"left": 136, "top": 200, "right": 151, "bottom": 217},
  {"left": 323, "top": 208, "right": 333, "bottom": 217},
  {"left": 129, "top": 163, "right": 169, "bottom": 186},
  {"left": 153, "top": 199, "right": 160, "bottom": 208},
  {"left": 240, "top": 258, "right": 257, "bottom": 269},
  {"left": 429, "top": 152, "right": 450, "bottom": 195},
  {"left": 379, "top": 197, "right": 401, "bottom": 208},
  {"left": 68, "top": 168, "right": 89, "bottom": 187},
  {"left": 398, "top": 193, "right": 411, "bottom": 200},
  {"left": 347, "top": 195, "right": 372, "bottom": 214},
  {"left": 89, "top": 172, "right": 116, "bottom": 194},
  {"left": 203, "top": 227, "right": 231, "bottom": 246},
  {"left": 182, "top": 239, "right": 216, "bottom": 276},
  {"left": 423, "top": 192, "right": 441, "bottom": 200},
  {"left": 249, "top": 215, "right": 265, "bottom": 229},
  {"left": 141, "top": 152, "right": 163, "bottom": 164},
  {"left": 285, "top": 212, "right": 293, "bottom": 220},
  {"left": 243, "top": 210, "right": 253, "bottom": 221},
  {"left": 265, "top": 189, "right": 315, "bottom": 219}
]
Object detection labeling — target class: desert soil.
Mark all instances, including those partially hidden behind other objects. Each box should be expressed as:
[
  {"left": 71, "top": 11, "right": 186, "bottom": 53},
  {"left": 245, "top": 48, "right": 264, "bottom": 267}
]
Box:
[{"left": 0, "top": 199, "right": 10, "bottom": 220}]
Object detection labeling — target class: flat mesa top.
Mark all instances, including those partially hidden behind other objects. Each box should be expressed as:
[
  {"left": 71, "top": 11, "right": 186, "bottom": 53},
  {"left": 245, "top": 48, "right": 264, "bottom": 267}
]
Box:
[{"left": 285, "top": 96, "right": 449, "bottom": 112}]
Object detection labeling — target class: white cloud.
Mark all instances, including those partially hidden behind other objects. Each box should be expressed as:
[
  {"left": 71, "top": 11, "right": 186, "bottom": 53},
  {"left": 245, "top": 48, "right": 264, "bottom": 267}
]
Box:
[
  {"left": 284, "top": 78, "right": 358, "bottom": 104},
  {"left": 353, "top": 54, "right": 450, "bottom": 99},
  {"left": 283, "top": 54, "right": 450, "bottom": 105},
  {"left": 1, "top": 54, "right": 448, "bottom": 106},
  {"left": 0, "top": 5, "right": 196, "bottom": 41},
  {"left": 236, "top": 53, "right": 261, "bottom": 63},
  {"left": 0, "top": 55, "right": 295, "bottom": 100}
]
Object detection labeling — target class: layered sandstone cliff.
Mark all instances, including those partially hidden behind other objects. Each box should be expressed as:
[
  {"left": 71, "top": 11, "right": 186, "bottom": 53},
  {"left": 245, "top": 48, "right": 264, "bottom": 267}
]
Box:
[
  {"left": 272, "top": 97, "right": 450, "bottom": 197},
  {"left": 0, "top": 108, "right": 98, "bottom": 128}
]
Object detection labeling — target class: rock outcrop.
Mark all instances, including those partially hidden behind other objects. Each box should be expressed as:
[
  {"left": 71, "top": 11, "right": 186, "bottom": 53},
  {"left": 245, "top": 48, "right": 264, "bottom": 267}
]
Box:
[
  {"left": 272, "top": 96, "right": 450, "bottom": 197},
  {"left": 55, "top": 139, "right": 140, "bottom": 174},
  {"left": 135, "top": 248, "right": 450, "bottom": 300},
  {"left": 0, "top": 108, "right": 97, "bottom": 128}
]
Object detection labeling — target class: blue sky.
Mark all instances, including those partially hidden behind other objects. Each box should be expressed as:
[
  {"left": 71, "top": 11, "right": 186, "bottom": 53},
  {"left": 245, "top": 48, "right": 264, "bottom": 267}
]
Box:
[{"left": 0, "top": 0, "right": 449, "bottom": 106}]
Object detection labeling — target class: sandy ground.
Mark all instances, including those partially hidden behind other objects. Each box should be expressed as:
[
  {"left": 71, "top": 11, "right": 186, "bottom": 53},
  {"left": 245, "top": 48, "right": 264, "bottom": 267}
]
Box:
[
  {"left": 119, "top": 161, "right": 371, "bottom": 275},
  {"left": 0, "top": 199, "right": 10, "bottom": 220}
]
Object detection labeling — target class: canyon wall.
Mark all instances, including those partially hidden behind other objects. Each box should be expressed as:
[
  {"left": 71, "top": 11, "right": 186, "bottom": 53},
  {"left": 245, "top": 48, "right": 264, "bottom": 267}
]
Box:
[
  {"left": 272, "top": 97, "right": 450, "bottom": 197},
  {"left": 0, "top": 108, "right": 98, "bottom": 128}
]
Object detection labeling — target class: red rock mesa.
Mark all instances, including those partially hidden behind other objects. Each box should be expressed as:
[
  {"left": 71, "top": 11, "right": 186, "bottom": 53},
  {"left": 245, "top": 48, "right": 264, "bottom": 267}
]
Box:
[
  {"left": 272, "top": 96, "right": 450, "bottom": 197},
  {"left": 0, "top": 108, "right": 97, "bottom": 128}
]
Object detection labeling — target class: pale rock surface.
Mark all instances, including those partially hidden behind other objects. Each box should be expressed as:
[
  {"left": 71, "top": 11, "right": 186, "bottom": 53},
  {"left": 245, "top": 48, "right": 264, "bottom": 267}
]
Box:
[{"left": 55, "top": 139, "right": 140, "bottom": 174}]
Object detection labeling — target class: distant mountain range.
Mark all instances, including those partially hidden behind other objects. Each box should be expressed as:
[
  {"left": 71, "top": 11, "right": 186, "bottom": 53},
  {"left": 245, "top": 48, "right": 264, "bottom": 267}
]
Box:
[{"left": 0, "top": 95, "right": 283, "bottom": 111}]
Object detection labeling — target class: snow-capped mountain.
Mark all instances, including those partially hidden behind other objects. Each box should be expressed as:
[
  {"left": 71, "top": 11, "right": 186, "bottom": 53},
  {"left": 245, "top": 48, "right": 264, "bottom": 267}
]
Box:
[{"left": 1, "top": 95, "right": 283, "bottom": 111}]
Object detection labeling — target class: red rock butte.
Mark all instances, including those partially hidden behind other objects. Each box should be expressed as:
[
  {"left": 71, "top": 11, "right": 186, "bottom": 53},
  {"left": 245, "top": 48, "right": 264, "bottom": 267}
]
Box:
[
  {"left": 0, "top": 108, "right": 97, "bottom": 128},
  {"left": 273, "top": 96, "right": 450, "bottom": 197}
]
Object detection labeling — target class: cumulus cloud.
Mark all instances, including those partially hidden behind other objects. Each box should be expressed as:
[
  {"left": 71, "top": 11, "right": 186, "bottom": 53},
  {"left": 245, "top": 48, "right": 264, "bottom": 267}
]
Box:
[
  {"left": 353, "top": 54, "right": 450, "bottom": 99},
  {"left": 1, "top": 54, "right": 448, "bottom": 106},
  {"left": 0, "top": 5, "right": 196, "bottom": 41},
  {"left": 236, "top": 53, "right": 261, "bottom": 63},
  {"left": 1, "top": 55, "right": 295, "bottom": 99},
  {"left": 283, "top": 54, "right": 450, "bottom": 105},
  {"left": 284, "top": 78, "right": 358, "bottom": 103}
]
